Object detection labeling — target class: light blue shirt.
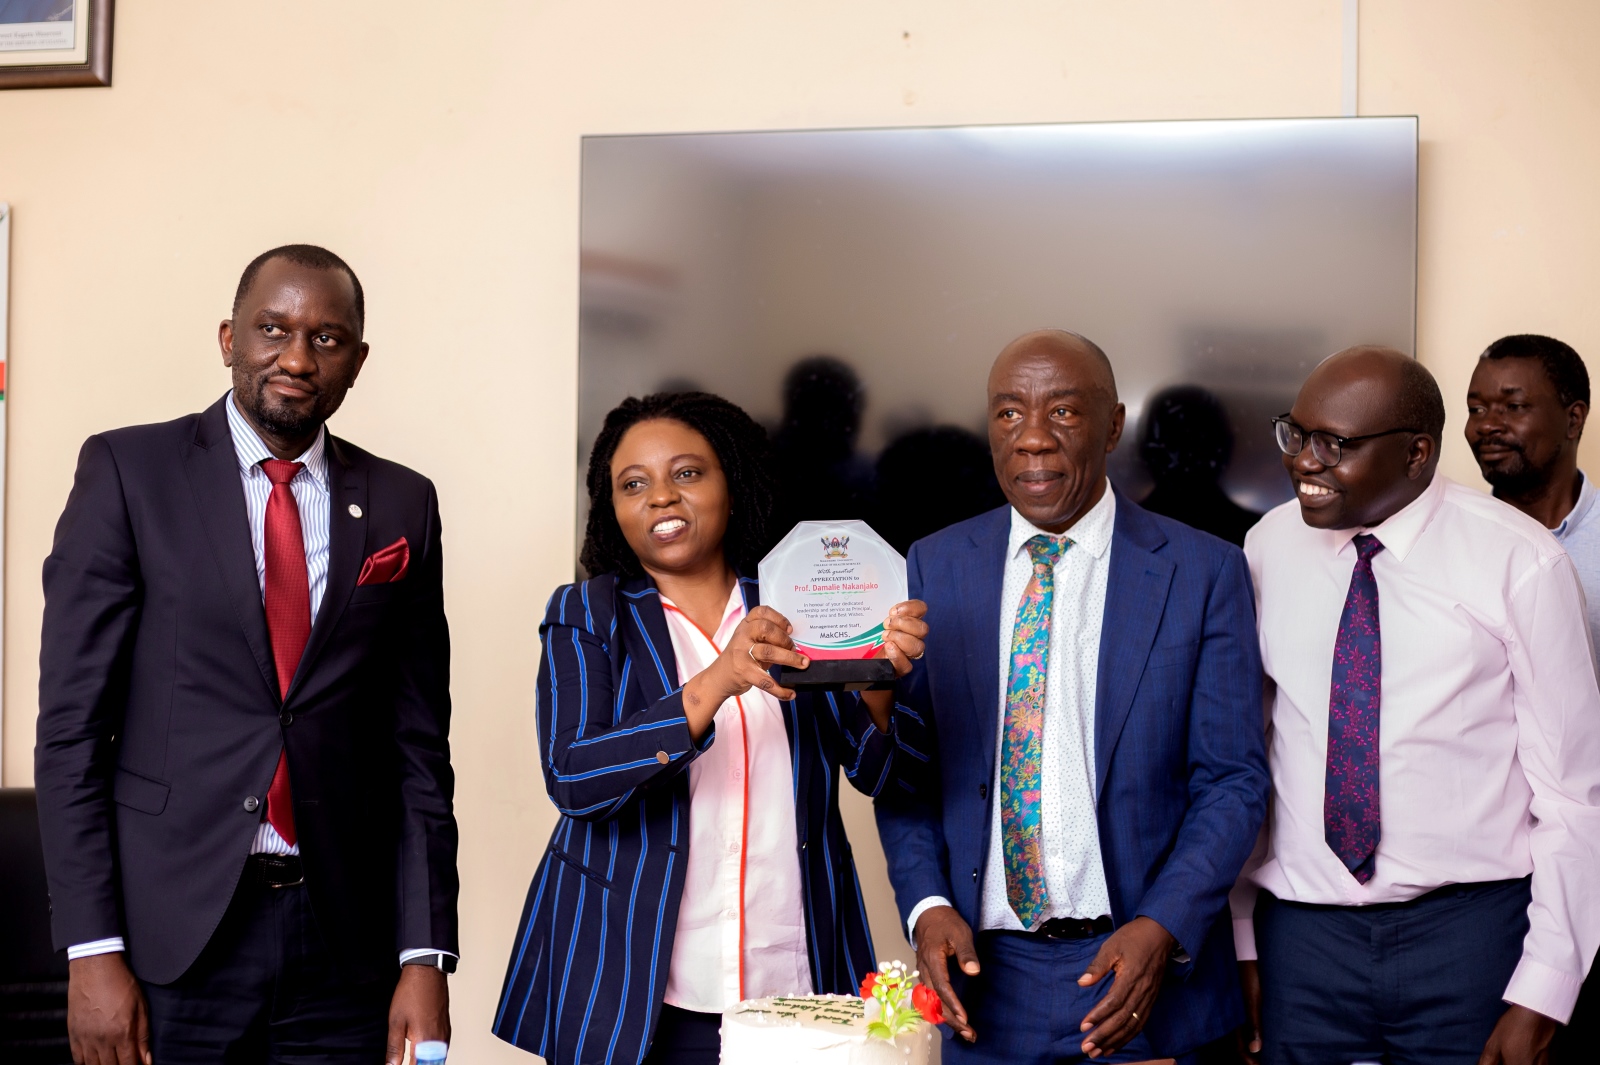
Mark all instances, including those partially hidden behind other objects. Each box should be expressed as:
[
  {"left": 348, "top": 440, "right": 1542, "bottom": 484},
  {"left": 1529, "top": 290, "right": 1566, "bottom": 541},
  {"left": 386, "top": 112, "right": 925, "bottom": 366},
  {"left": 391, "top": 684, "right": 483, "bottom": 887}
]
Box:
[{"left": 1552, "top": 471, "right": 1600, "bottom": 660}]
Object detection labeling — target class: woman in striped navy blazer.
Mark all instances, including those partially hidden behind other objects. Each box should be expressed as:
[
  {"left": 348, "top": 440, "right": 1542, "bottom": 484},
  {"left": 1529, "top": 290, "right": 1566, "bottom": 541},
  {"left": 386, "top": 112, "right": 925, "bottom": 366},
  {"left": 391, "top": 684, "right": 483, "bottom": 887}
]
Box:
[{"left": 493, "top": 392, "right": 929, "bottom": 1065}]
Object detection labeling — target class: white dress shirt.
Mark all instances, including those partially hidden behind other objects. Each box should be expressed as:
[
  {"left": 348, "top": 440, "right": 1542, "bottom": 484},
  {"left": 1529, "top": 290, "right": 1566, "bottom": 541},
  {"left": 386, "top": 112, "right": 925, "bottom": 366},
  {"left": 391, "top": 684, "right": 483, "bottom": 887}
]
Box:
[
  {"left": 1234, "top": 475, "right": 1600, "bottom": 1022},
  {"left": 72, "top": 394, "right": 450, "bottom": 968},
  {"left": 660, "top": 583, "right": 813, "bottom": 1012},
  {"left": 908, "top": 484, "right": 1116, "bottom": 939},
  {"left": 1553, "top": 471, "right": 1600, "bottom": 658}
]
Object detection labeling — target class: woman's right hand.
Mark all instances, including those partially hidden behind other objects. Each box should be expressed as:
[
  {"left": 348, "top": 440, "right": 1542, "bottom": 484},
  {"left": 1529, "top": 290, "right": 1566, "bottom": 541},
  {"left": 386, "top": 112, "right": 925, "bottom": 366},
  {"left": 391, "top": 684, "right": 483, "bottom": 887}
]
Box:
[{"left": 681, "top": 606, "right": 809, "bottom": 737}]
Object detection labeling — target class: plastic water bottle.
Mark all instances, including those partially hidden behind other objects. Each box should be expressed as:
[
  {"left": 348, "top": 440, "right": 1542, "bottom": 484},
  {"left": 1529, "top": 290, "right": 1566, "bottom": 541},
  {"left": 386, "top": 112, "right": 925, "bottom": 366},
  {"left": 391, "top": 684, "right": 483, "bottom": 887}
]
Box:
[{"left": 415, "top": 1041, "right": 448, "bottom": 1064}]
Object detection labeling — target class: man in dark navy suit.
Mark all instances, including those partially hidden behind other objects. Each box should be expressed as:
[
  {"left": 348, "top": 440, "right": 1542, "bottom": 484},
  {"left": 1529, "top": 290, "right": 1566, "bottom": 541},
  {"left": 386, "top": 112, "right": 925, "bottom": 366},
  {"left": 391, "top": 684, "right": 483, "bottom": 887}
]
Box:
[
  {"left": 35, "top": 246, "right": 458, "bottom": 1064},
  {"left": 876, "top": 330, "right": 1269, "bottom": 1063}
]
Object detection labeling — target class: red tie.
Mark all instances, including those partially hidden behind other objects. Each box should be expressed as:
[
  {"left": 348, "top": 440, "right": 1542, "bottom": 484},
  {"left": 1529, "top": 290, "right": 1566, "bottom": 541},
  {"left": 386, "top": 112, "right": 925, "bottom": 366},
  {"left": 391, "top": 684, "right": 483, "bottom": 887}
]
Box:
[{"left": 262, "top": 458, "right": 311, "bottom": 847}]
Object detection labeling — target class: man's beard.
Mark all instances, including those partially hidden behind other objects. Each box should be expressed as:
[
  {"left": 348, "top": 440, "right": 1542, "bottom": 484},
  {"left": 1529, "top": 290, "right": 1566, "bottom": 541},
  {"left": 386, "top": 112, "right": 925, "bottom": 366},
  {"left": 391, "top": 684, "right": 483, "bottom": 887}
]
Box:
[
  {"left": 1473, "top": 439, "right": 1547, "bottom": 497},
  {"left": 243, "top": 373, "right": 326, "bottom": 439}
]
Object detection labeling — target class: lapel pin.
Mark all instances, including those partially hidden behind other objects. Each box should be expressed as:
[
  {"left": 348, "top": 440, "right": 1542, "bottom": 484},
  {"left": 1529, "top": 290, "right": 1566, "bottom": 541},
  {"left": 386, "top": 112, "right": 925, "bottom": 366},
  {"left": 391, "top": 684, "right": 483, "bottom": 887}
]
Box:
[{"left": 348, "top": 504, "right": 363, "bottom": 518}]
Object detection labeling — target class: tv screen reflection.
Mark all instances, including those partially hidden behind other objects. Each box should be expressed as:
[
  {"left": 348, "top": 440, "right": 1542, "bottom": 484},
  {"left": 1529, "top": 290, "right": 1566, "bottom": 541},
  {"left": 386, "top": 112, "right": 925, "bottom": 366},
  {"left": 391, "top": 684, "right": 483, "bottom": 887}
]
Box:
[{"left": 578, "top": 117, "right": 1417, "bottom": 564}]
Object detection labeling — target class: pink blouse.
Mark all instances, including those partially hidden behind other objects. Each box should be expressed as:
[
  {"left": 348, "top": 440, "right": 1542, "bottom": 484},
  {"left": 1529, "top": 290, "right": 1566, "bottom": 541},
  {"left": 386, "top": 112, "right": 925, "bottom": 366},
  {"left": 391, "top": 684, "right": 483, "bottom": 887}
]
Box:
[{"left": 659, "top": 584, "right": 813, "bottom": 1013}]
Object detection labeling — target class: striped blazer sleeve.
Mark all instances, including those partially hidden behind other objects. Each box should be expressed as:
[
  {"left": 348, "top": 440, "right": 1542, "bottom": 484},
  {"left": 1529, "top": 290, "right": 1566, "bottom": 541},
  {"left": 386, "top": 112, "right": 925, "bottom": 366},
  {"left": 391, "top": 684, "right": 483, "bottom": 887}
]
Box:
[
  {"left": 538, "top": 583, "right": 710, "bottom": 821},
  {"left": 819, "top": 688, "right": 930, "bottom": 800}
]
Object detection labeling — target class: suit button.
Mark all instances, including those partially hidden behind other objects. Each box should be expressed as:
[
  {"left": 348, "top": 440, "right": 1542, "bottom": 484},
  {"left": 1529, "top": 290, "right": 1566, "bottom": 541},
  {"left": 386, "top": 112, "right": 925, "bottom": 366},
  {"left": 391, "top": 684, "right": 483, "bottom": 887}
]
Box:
[
  {"left": 243, "top": 796, "right": 260, "bottom": 813},
  {"left": 279, "top": 710, "right": 293, "bottom": 727},
  {"left": 800, "top": 840, "right": 808, "bottom": 851},
  {"left": 978, "top": 782, "right": 988, "bottom": 800},
  {"left": 655, "top": 751, "right": 670, "bottom": 764},
  {"left": 972, "top": 867, "right": 980, "bottom": 882}
]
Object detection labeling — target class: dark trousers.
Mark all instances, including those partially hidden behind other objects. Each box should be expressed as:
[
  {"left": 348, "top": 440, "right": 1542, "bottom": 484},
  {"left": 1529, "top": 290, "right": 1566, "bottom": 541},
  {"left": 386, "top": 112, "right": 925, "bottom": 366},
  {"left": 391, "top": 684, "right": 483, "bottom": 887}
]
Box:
[
  {"left": 1257, "top": 877, "right": 1531, "bottom": 1065},
  {"left": 641, "top": 1004, "right": 721, "bottom": 1065},
  {"left": 946, "top": 931, "right": 1191, "bottom": 1065},
  {"left": 141, "top": 872, "right": 395, "bottom": 1064}
]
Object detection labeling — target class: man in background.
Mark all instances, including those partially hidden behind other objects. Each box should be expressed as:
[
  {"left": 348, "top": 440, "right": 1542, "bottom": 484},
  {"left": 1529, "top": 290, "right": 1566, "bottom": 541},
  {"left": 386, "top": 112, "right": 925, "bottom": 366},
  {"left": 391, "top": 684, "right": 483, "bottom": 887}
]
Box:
[
  {"left": 1465, "top": 334, "right": 1597, "bottom": 650},
  {"left": 876, "top": 329, "right": 1268, "bottom": 1063},
  {"left": 1236, "top": 346, "right": 1600, "bottom": 1064},
  {"left": 35, "top": 245, "right": 458, "bottom": 1064},
  {"left": 1465, "top": 332, "right": 1599, "bottom": 1055}
]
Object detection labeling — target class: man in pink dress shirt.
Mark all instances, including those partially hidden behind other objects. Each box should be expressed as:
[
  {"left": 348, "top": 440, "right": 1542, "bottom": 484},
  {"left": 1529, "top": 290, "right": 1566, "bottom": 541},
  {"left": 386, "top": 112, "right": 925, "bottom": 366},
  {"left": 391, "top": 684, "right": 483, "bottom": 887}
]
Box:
[{"left": 1233, "top": 346, "right": 1600, "bottom": 1064}]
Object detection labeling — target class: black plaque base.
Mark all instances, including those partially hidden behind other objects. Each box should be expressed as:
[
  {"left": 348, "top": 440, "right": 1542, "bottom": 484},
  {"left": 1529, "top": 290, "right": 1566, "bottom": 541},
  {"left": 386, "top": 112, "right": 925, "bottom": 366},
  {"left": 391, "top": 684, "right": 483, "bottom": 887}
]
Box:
[{"left": 779, "top": 658, "right": 897, "bottom": 692}]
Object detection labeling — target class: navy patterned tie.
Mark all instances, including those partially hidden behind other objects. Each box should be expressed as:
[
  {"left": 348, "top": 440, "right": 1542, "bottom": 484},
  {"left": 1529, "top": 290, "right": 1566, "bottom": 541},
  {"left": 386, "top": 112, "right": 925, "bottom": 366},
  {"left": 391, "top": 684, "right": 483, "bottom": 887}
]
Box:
[{"left": 1325, "top": 533, "right": 1384, "bottom": 883}]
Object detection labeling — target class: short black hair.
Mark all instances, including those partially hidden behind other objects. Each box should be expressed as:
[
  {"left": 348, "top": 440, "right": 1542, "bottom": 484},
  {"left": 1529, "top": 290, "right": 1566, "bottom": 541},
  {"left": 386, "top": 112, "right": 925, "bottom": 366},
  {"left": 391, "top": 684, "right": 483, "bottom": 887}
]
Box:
[
  {"left": 1394, "top": 355, "right": 1447, "bottom": 441},
  {"left": 580, "top": 391, "right": 777, "bottom": 579},
  {"left": 233, "top": 244, "right": 365, "bottom": 333},
  {"left": 1481, "top": 334, "right": 1590, "bottom": 408}
]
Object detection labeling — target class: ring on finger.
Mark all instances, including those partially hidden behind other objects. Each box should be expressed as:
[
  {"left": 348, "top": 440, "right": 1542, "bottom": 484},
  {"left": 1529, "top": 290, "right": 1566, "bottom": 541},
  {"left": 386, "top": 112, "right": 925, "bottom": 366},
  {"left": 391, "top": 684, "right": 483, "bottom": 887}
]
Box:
[
  {"left": 1130, "top": 1011, "right": 1138, "bottom": 1021},
  {"left": 748, "top": 644, "right": 761, "bottom": 663}
]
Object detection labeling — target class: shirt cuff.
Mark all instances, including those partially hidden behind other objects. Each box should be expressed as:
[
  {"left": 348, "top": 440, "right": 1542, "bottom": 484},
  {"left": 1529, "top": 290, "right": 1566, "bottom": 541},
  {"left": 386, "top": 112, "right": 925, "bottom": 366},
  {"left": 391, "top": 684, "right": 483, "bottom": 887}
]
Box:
[
  {"left": 399, "top": 947, "right": 460, "bottom": 966},
  {"left": 68, "top": 937, "right": 126, "bottom": 960},
  {"left": 1233, "top": 917, "right": 1258, "bottom": 962},
  {"left": 907, "top": 896, "right": 954, "bottom": 948},
  {"left": 1503, "top": 955, "right": 1583, "bottom": 1024}
]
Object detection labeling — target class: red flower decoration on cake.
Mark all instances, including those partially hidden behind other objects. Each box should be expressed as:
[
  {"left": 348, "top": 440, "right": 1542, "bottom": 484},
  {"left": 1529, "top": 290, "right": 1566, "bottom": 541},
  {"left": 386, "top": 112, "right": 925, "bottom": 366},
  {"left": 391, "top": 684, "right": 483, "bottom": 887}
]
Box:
[
  {"left": 859, "top": 971, "right": 878, "bottom": 999},
  {"left": 912, "top": 983, "right": 944, "bottom": 1025}
]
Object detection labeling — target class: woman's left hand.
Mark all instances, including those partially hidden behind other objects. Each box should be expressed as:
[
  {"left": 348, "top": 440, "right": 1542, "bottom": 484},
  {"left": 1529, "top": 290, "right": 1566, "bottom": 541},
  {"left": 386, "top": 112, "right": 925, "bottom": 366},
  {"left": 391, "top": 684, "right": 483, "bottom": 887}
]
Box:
[{"left": 874, "top": 600, "right": 929, "bottom": 678}]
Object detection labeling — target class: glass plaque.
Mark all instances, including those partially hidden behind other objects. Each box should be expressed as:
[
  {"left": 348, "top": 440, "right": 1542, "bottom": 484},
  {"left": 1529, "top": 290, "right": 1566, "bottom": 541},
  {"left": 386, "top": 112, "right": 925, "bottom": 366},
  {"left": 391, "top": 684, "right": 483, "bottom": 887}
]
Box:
[{"left": 758, "top": 520, "right": 908, "bottom": 690}]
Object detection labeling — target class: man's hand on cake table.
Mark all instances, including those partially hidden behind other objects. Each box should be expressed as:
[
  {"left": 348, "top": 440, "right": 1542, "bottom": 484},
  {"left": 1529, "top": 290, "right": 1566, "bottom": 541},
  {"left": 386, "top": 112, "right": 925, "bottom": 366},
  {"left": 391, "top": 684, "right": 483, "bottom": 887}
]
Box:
[
  {"left": 912, "top": 904, "right": 980, "bottom": 1043},
  {"left": 1077, "top": 915, "right": 1176, "bottom": 1058},
  {"left": 683, "top": 606, "right": 809, "bottom": 736},
  {"left": 863, "top": 600, "right": 929, "bottom": 732}
]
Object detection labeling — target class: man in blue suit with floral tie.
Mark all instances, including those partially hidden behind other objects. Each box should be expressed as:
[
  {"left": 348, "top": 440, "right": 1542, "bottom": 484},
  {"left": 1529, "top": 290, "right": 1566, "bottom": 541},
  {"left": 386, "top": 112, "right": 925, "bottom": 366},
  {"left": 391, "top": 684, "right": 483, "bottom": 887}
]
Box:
[{"left": 875, "top": 330, "right": 1269, "bottom": 1063}]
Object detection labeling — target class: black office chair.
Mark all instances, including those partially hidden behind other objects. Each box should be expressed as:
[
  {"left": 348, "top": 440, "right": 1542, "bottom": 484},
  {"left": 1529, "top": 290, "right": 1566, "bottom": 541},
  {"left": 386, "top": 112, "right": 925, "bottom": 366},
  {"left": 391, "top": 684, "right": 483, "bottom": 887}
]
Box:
[{"left": 0, "top": 788, "right": 71, "bottom": 1064}]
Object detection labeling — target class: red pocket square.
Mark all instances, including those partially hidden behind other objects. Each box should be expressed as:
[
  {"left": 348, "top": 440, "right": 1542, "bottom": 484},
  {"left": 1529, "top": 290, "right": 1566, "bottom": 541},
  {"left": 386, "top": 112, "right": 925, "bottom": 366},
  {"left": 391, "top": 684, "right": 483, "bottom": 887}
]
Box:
[{"left": 357, "top": 537, "right": 410, "bottom": 585}]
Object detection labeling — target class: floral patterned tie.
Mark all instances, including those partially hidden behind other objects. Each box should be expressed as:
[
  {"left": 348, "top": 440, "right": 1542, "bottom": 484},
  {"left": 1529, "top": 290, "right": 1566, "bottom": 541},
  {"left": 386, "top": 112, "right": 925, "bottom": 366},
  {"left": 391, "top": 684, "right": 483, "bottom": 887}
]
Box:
[
  {"left": 1001, "top": 534, "right": 1067, "bottom": 929},
  {"left": 1325, "top": 533, "right": 1384, "bottom": 883}
]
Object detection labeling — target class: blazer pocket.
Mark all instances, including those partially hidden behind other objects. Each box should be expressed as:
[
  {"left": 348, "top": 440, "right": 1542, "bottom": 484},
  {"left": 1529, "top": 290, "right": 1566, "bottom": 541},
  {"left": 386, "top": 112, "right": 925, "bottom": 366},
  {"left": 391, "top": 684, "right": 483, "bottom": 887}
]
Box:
[
  {"left": 113, "top": 766, "right": 171, "bottom": 815},
  {"left": 1144, "top": 642, "right": 1193, "bottom": 672},
  {"left": 348, "top": 583, "right": 401, "bottom": 606},
  {"left": 550, "top": 846, "right": 617, "bottom": 890}
]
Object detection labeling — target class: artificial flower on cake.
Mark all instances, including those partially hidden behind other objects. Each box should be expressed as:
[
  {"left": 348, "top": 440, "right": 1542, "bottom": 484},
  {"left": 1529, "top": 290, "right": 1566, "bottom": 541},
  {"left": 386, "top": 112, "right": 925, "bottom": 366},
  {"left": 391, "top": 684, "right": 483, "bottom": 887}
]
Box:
[{"left": 858, "top": 960, "right": 945, "bottom": 1040}]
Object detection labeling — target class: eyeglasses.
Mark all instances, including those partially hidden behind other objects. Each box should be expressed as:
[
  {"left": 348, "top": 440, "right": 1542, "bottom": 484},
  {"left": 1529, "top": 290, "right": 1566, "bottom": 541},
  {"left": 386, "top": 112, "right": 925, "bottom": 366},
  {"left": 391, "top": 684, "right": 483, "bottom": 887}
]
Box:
[{"left": 1272, "top": 415, "right": 1421, "bottom": 467}]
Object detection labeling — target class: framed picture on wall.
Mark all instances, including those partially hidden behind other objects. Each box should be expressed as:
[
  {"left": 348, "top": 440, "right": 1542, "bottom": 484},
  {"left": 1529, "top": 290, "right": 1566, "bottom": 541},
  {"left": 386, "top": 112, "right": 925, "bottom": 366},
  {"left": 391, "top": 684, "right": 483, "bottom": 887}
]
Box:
[{"left": 0, "top": 0, "right": 112, "bottom": 89}]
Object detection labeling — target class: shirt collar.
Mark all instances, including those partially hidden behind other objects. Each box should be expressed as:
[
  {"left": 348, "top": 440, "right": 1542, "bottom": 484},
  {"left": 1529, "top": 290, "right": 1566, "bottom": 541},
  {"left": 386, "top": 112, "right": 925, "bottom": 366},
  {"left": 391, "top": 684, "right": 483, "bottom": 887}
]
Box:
[
  {"left": 1007, "top": 479, "right": 1117, "bottom": 562},
  {"left": 226, "top": 390, "right": 328, "bottom": 486},
  {"left": 1329, "top": 472, "right": 1445, "bottom": 563},
  {"left": 1554, "top": 471, "right": 1596, "bottom": 540},
  {"left": 658, "top": 581, "right": 746, "bottom": 641}
]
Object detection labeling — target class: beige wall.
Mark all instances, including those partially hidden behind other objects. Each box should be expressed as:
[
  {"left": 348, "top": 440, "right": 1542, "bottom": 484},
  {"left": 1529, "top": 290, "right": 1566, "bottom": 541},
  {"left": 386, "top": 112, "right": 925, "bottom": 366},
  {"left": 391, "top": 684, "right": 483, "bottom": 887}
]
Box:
[{"left": 2, "top": 2, "right": 1595, "bottom": 1059}]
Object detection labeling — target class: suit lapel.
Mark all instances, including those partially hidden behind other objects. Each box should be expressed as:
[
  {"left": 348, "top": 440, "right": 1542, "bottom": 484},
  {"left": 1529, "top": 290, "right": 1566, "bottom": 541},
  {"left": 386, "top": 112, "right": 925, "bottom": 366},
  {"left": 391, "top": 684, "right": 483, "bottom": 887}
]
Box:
[
  {"left": 1093, "top": 496, "right": 1174, "bottom": 799},
  {"left": 290, "top": 436, "right": 367, "bottom": 701},
  {"left": 184, "top": 398, "right": 280, "bottom": 702},
  {"left": 964, "top": 509, "right": 1010, "bottom": 781},
  {"left": 618, "top": 576, "right": 678, "bottom": 707}
]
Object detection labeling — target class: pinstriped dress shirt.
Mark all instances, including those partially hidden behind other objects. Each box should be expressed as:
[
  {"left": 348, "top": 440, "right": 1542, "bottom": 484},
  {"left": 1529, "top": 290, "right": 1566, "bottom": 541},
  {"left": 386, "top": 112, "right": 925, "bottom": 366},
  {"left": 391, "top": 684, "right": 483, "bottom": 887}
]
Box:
[{"left": 225, "top": 392, "right": 331, "bottom": 858}]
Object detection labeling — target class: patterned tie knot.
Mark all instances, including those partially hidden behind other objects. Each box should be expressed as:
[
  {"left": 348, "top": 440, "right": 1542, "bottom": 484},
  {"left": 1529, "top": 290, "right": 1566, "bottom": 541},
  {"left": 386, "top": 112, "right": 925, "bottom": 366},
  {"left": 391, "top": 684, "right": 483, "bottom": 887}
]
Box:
[
  {"left": 1353, "top": 533, "right": 1385, "bottom": 563},
  {"left": 262, "top": 459, "right": 304, "bottom": 486},
  {"left": 1024, "top": 534, "right": 1068, "bottom": 573}
]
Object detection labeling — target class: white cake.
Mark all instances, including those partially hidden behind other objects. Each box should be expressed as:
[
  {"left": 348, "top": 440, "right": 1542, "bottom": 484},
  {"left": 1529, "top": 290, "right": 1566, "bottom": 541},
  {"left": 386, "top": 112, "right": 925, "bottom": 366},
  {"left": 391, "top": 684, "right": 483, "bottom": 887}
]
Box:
[{"left": 720, "top": 994, "right": 937, "bottom": 1065}]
